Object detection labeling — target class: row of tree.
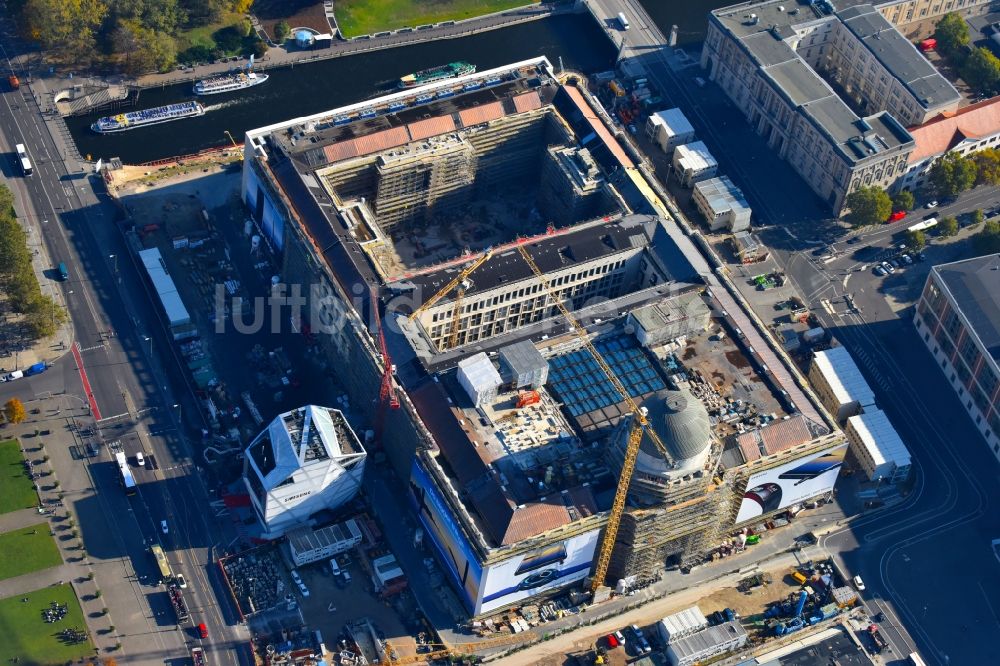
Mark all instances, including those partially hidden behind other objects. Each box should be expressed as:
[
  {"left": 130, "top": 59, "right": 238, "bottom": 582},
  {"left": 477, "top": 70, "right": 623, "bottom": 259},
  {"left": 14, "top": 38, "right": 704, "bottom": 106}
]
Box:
[
  {"left": 10, "top": 0, "right": 259, "bottom": 75},
  {"left": 0, "top": 185, "right": 67, "bottom": 340},
  {"left": 934, "top": 13, "right": 1000, "bottom": 94}
]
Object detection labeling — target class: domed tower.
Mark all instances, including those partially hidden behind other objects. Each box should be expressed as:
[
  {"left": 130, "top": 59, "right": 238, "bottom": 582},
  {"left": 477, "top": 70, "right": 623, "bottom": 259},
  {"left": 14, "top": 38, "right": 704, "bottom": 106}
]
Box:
[{"left": 608, "top": 388, "right": 713, "bottom": 507}]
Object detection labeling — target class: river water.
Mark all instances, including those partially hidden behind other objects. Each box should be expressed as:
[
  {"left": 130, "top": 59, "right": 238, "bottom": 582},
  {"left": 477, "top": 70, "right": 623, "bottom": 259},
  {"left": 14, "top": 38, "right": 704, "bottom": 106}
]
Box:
[{"left": 69, "top": 3, "right": 726, "bottom": 163}]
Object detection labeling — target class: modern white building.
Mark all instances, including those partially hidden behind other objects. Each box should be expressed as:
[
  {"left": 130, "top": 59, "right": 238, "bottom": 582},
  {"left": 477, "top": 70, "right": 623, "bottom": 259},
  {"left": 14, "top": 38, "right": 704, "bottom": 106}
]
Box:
[
  {"left": 914, "top": 255, "right": 1000, "bottom": 459},
  {"left": 692, "top": 176, "right": 752, "bottom": 232},
  {"left": 645, "top": 108, "right": 696, "bottom": 153},
  {"left": 666, "top": 621, "right": 748, "bottom": 666},
  {"left": 672, "top": 141, "right": 718, "bottom": 187},
  {"left": 845, "top": 409, "right": 912, "bottom": 482},
  {"left": 657, "top": 606, "right": 710, "bottom": 645},
  {"left": 896, "top": 98, "right": 1000, "bottom": 193},
  {"left": 287, "top": 518, "right": 364, "bottom": 566},
  {"left": 243, "top": 405, "right": 366, "bottom": 539},
  {"left": 809, "top": 346, "right": 877, "bottom": 422}
]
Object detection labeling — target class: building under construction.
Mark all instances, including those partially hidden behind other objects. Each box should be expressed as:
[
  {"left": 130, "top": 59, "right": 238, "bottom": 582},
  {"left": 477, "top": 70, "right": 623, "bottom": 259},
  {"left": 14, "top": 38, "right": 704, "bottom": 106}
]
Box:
[{"left": 240, "top": 57, "right": 842, "bottom": 618}]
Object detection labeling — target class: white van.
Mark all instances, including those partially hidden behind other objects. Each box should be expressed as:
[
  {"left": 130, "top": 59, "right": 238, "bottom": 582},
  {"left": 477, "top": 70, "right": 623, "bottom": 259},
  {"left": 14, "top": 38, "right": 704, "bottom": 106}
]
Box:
[
  {"left": 617, "top": 12, "right": 630, "bottom": 31},
  {"left": 329, "top": 558, "right": 341, "bottom": 576},
  {"left": 3, "top": 370, "right": 24, "bottom": 382}
]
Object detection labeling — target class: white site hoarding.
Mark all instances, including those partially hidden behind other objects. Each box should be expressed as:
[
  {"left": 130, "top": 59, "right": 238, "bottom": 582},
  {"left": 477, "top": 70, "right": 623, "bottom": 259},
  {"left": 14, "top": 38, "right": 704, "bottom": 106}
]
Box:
[
  {"left": 478, "top": 528, "right": 601, "bottom": 615},
  {"left": 735, "top": 444, "right": 847, "bottom": 524}
]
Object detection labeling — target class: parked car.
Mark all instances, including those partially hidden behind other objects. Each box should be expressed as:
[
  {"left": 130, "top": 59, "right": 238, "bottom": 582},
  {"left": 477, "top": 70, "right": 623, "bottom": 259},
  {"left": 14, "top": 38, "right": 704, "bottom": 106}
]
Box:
[
  {"left": 606, "top": 633, "right": 619, "bottom": 649},
  {"left": 881, "top": 262, "right": 895, "bottom": 274},
  {"left": 917, "top": 252, "right": 926, "bottom": 262},
  {"left": 925, "top": 200, "right": 939, "bottom": 208},
  {"left": 847, "top": 236, "right": 862, "bottom": 244},
  {"left": 873, "top": 265, "right": 886, "bottom": 276},
  {"left": 853, "top": 575, "right": 866, "bottom": 591},
  {"left": 135, "top": 451, "right": 145, "bottom": 467},
  {"left": 161, "top": 520, "right": 169, "bottom": 534},
  {"left": 614, "top": 630, "right": 626, "bottom": 645},
  {"left": 900, "top": 254, "right": 913, "bottom": 265}
]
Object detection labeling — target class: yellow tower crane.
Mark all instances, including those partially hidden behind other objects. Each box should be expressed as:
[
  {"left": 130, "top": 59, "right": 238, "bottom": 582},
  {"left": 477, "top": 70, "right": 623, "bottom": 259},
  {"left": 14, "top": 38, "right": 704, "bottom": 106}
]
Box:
[
  {"left": 408, "top": 248, "right": 494, "bottom": 320},
  {"left": 515, "top": 244, "right": 674, "bottom": 592}
]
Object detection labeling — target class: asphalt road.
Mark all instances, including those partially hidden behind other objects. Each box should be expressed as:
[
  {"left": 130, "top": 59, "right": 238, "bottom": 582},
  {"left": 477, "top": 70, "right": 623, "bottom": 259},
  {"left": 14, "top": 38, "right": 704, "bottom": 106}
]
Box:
[
  {"left": 583, "top": 0, "right": 1000, "bottom": 662},
  {"left": 0, "top": 23, "right": 248, "bottom": 666}
]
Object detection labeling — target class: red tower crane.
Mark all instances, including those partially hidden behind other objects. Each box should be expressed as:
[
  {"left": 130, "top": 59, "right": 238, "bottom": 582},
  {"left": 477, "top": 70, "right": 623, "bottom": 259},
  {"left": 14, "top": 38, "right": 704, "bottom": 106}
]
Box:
[{"left": 371, "top": 287, "right": 399, "bottom": 445}]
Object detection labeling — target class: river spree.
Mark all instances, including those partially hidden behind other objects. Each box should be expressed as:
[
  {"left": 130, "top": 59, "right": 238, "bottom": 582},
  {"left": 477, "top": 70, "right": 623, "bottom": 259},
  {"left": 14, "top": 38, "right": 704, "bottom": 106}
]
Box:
[{"left": 69, "top": 14, "right": 616, "bottom": 163}]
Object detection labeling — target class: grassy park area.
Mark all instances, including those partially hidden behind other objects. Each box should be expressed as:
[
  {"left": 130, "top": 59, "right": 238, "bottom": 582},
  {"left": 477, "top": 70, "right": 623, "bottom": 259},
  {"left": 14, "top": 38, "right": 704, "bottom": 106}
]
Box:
[
  {"left": 0, "top": 584, "right": 92, "bottom": 664},
  {"left": 0, "top": 523, "right": 63, "bottom": 581},
  {"left": 0, "top": 439, "right": 37, "bottom": 514},
  {"left": 333, "top": 0, "right": 538, "bottom": 37}
]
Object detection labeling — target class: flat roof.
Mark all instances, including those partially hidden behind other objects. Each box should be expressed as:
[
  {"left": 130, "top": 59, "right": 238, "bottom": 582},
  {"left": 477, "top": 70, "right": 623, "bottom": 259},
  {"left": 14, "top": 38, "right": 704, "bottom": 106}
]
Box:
[
  {"left": 650, "top": 108, "right": 695, "bottom": 138},
  {"left": 846, "top": 409, "right": 911, "bottom": 469},
  {"left": 675, "top": 141, "right": 717, "bottom": 171},
  {"left": 694, "top": 176, "right": 751, "bottom": 216},
  {"left": 392, "top": 216, "right": 653, "bottom": 307},
  {"left": 933, "top": 254, "right": 1000, "bottom": 363},
  {"left": 668, "top": 621, "right": 747, "bottom": 660},
  {"left": 659, "top": 606, "right": 708, "bottom": 640},
  {"left": 812, "top": 346, "right": 876, "bottom": 407},
  {"left": 837, "top": 5, "right": 959, "bottom": 111}
]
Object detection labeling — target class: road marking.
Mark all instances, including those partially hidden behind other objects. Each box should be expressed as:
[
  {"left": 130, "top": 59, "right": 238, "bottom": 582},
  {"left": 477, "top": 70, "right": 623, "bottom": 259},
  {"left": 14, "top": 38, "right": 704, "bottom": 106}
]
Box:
[{"left": 71, "top": 342, "right": 102, "bottom": 420}]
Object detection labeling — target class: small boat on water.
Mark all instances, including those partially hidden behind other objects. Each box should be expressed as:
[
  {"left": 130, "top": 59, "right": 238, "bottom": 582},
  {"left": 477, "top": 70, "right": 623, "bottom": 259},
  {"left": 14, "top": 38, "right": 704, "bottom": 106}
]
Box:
[
  {"left": 194, "top": 55, "right": 268, "bottom": 95},
  {"left": 398, "top": 61, "right": 475, "bottom": 88},
  {"left": 91, "top": 101, "right": 205, "bottom": 134}
]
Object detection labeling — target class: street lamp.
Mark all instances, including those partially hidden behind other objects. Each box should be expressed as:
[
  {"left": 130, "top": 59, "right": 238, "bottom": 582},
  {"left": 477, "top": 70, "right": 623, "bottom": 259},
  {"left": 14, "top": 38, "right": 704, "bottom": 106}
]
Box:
[
  {"left": 109, "top": 254, "right": 119, "bottom": 283},
  {"left": 142, "top": 335, "right": 152, "bottom": 355}
]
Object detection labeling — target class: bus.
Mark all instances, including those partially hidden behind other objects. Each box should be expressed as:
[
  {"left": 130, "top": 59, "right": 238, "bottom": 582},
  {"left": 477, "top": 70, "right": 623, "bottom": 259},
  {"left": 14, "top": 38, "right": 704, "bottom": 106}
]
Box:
[
  {"left": 150, "top": 544, "right": 173, "bottom": 582},
  {"left": 15, "top": 143, "right": 32, "bottom": 176},
  {"left": 908, "top": 653, "right": 928, "bottom": 666},
  {"left": 115, "top": 451, "right": 137, "bottom": 495},
  {"left": 908, "top": 218, "right": 937, "bottom": 233}
]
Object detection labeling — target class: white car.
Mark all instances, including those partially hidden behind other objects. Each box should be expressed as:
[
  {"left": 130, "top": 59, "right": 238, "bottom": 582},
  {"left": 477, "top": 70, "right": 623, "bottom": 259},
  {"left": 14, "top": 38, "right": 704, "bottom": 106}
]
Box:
[
  {"left": 176, "top": 573, "right": 187, "bottom": 589},
  {"left": 297, "top": 582, "right": 310, "bottom": 597},
  {"left": 881, "top": 261, "right": 895, "bottom": 274},
  {"left": 925, "top": 200, "right": 939, "bottom": 208},
  {"left": 160, "top": 520, "right": 169, "bottom": 534},
  {"left": 290, "top": 569, "right": 303, "bottom": 585},
  {"left": 135, "top": 451, "right": 145, "bottom": 467},
  {"left": 873, "top": 265, "right": 886, "bottom": 276},
  {"left": 853, "top": 574, "right": 866, "bottom": 591}
]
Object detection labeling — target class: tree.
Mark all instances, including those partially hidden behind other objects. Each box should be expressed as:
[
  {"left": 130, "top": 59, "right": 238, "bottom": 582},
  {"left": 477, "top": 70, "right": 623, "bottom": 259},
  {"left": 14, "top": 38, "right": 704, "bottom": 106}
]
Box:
[
  {"left": 247, "top": 38, "right": 268, "bottom": 59},
  {"left": 935, "top": 12, "right": 970, "bottom": 58},
  {"left": 972, "top": 209, "right": 985, "bottom": 227},
  {"left": 974, "top": 148, "right": 1000, "bottom": 185},
  {"left": 892, "top": 190, "right": 915, "bottom": 212},
  {"left": 905, "top": 229, "right": 927, "bottom": 251},
  {"left": 4, "top": 398, "right": 26, "bottom": 424},
  {"left": 962, "top": 47, "right": 1000, "bottom": 93},
  {"left": 112, "top": 19, "right": 176, "bottom": 75},
  {"left": 22, "top": 0, "right": 107, "bottom": 62},
  {"left": 844, "top": 186, "right": 892, "bottom": 227},
  {"left": 274, "top": 20, "right": 290, "bottom": 43},
  {"left": 939, "top": 216, "right": 959, "bottom": 237},
  {"left": 973, "top": 219, "right": 1000, "bottom": 254},
  {"left": 929, "top": 153, "right": 978, "bottom": 197},
  {"left": 25, "top": 294, "right": 67, "bottom": 339}
]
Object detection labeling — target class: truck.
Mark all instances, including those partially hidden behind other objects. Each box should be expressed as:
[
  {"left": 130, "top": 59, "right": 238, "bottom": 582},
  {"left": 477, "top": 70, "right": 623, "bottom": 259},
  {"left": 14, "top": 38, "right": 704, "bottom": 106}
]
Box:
[
  {"left": 868, "top": 624, "right": 887, "bottom": 653},
  {"left": 24, "top": 362, "right": 47, "bottom": 376},
  {"left": 617, "top": 12, "right": 630, "bottom": 30},
  {"left": 7, "top": 74, "right": 19, "bottom": 90},
  {"left": 191, "top": 648, "right": 206, "bottom": 666},
  {"left": 168, "top": 584, "right": 190, "bottom": 623}
]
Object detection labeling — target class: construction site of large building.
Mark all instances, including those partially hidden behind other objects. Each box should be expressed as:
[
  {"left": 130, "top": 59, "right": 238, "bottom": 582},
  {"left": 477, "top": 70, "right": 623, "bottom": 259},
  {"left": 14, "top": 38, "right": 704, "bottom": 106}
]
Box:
[{"left": 237, "top": 56, "right": 847, "bottom": 636}]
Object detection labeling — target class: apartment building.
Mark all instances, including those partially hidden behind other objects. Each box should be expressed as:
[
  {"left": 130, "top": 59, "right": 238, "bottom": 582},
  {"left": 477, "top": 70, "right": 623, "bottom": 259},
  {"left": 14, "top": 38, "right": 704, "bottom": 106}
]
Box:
[
  {"left": 878, "top": 0, "right": 995, "bottom": 36},
  {"left": 914, "top": 254, "right": 1000, "bottom": 458}
]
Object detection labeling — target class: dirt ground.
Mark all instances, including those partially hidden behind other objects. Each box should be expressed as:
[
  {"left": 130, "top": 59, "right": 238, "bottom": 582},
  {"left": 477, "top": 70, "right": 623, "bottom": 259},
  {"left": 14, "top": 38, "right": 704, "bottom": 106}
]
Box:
[
  {"left": 108, "top": 148, "right": 243, "bottom": 195},
  {"left": 506, "top": 558, "right": 809, "bottom": 666}
]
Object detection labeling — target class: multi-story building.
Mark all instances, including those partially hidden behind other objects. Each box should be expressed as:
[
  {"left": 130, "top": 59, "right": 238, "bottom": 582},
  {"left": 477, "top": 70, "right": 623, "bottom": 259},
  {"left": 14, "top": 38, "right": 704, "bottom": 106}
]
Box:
[
  {"left": 809, "top": 346, "right": 877, "bottom": 423},
  {"left": 702, "top": 1, "right": 958, "bottom": 212},
  {"left": 672, "top": 141, "right": 718, "bottom": 187},
  {"left": 877, "top": 0, "right": 995, "bottom": 37},
  {"left": 242, "top": 405, "right": 366, "bottom": 539},
  {"left": 896, "top": 97, "right": 1000, "bottom": 193},
  {"left": 237, "top": 57, "right": 843, "bottom": 618},
  {"left": 914, "top": 255, "right": 1000, "bottom": 458}
]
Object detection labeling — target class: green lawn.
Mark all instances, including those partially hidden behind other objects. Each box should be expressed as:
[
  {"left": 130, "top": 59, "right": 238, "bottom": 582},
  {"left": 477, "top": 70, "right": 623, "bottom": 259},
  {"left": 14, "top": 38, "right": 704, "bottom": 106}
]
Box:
[
  {"left": 176, "top": 11, "right": 245, "bottom": 51},
  {"left": 0, "top": 439, "right": 38, "bottom": 515},
  {"left": 0, "top": 584, "right": 93, "bottom": 664},
  {"left": 334, "top": 0, "right": 539, "bottom": 37},
  {"left": 0, "top": 523, "right": 63, "bottom": 581}
]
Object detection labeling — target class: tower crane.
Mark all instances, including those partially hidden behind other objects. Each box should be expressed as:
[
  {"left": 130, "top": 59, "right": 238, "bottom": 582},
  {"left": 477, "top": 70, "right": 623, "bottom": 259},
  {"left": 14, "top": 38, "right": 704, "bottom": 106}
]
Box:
[
  {"left": 408, "top": 249, "right": 493, "bottom": 320},
  {"left": 370, "top": 286, "right": 399, "bottom": 446},
  {"left": 515, "top": 245, "right": 674, "bottom": 592},
  {"left": 409, "top": 248, "right": 493, "bottom": 351}
]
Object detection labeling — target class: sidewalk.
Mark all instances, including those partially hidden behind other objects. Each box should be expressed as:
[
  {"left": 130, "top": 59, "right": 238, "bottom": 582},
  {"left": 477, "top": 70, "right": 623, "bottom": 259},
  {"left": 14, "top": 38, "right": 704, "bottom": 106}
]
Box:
[{"left": 3, "top": 403, "right": 120, "bottom": 654}]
